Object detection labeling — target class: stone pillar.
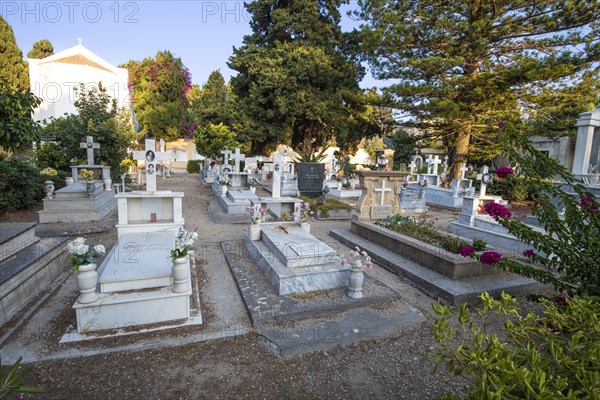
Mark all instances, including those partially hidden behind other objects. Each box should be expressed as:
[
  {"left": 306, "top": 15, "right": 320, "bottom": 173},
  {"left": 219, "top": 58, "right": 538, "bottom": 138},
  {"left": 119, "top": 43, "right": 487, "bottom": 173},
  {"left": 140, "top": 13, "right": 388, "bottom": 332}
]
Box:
[
  {"left": 572, "top": 108, "right": 599, "bottom": 175},
  {"left": 355, "top": 170, "right": 409, "bottom": 220}
]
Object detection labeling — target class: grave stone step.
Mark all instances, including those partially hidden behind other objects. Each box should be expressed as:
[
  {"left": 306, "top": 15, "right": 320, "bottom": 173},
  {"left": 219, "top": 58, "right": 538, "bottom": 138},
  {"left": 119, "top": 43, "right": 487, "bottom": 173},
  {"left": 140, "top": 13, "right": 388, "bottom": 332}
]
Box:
[
  {"left": 0, "top": 222, "right": 38, "bottom": 262},
  {"left": 54, "top": 181, "right": 105, "bottom": 199},
  {"left": 261, "top": 225, "right": 338, "bottom": 268}
]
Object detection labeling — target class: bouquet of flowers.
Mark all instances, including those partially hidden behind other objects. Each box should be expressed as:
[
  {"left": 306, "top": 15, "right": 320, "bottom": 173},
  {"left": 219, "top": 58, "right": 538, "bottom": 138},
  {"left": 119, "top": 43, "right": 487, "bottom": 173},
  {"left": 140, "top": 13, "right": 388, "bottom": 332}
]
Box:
[
  {"left": 340, "top": 246, "right": 373, "bottom": 271},
  {"left": 170, "top": 227, "right": 198, "bottom": 259},
  {"left": 294, "top": 202, "right": 313, "bottom": 223},
  {"left": 245, "top": 204, "right": 267, "bottom": 225},
  {"left": 219, "top": 177, "right": 231, "bottom": 186},
  {"left": 79, "top": 169, "right": 95, "bottom": 181},
  {"left": 40, "top": 167, "right": 57, "bottom": 177},
  {"left": 248, "top": 178, "right": 259, "bottom": 187},
  {"left": 418, "top": 179, "right": 428, "bottom": 188},
  {"left": 68, "top": 237, "right": 106, "bottom": 271}
]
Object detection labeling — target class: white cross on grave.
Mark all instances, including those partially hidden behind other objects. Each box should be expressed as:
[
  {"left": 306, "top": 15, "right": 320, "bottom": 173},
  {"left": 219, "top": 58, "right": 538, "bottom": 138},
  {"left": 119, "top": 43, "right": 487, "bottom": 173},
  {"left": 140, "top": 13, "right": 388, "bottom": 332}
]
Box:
[
  {"left": 374, "top": 179, "right": 392, "bottom": 206},
  {"left": 132, "top": 139, "right": 170, "bottom": 192},
  {"left": 409, "top": 160, "right": 416, "bottom": 173},
  {"left": 221, "top": 148, "right": 232, "bottom": 165},
  {"left": 443, "top": 155, "right": 449, "bottom": 173},
  {"left": 80, "top": 136, "right": 100, "bottom": 166},
  {"left": 232, "top": 147, "right": 245, "bottom": 173},
  {"left": 476, "top": 165, "right": 490, "bottom": 197},
  {"left": 427, "top": 155, "right": 442, "bottom": 175},
  {"left": 460, "top": 163, "right": 469, "bottom": 180}
]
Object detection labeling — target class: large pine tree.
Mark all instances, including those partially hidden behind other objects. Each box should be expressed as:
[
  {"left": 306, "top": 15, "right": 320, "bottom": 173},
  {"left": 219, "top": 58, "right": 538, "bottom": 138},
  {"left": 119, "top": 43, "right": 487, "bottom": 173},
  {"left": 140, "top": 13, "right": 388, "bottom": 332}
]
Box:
[
  {"left": 0, "top": 16, "right": 29, "bottom": 92},
  {"left": 228, "top": 0, "right": 366, "bottom": 155},
  {"left": 356, "top": 0, "right": 600, "bottom": 178},
  {"left": 27, "top": 39, "right": 54, "bottom": 59}
]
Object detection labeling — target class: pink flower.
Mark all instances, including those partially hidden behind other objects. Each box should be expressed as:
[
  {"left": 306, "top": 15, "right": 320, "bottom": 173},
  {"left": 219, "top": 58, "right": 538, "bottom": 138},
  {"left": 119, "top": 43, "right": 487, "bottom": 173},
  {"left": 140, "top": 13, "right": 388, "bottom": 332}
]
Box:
[
  {"left": 553, "top": 293, "right": 573, "bottom": 307},
  {"left": 523, "top": 249, "right": 535, "bottom": 258},
  {"left": 581, "top": 195, "right": 598, "bottom": 213},
  {"left": 459, "top": 245, "right": 476, "bottom": 257},
  {"left": 479, "top": 251, "right": 502, "bottom": 266},
  {"left": 484, "top": 202, "right": 512, "bottom": 220},
  {"left": 496, "top": 166, "right": 514, "bottom": 179}
]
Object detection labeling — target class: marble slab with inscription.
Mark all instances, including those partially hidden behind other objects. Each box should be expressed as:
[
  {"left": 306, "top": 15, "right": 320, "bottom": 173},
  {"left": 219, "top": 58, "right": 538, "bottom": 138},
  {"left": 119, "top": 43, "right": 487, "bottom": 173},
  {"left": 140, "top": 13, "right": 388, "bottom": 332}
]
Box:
[
  {"left": 370, "top": 205, "right": 393, "bottom": 220},
  {"left": 98, "top": 231, "right": 176, "bottom": 293}
]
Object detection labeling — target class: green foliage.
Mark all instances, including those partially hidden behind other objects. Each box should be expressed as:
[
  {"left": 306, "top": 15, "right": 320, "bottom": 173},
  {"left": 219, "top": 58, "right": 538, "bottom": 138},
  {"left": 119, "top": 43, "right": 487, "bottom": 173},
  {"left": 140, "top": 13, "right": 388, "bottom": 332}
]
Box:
[
  {"left": 295, "top": 147, "right": 327, "bottom": 163},
  {"left": 471, "top": 239, "right": 488, "bottom": 252},
  {"left": 439, "top": 235, "right": 470, "bottom": 254},
  {"left": 489, "top": 175, "right": 530, "bottom": 201},
  {"left": 127, "top": 51, "right": 192, "bottom": 141},
  {"left": 493, "top": 126, "right": 600, "bottom": 296},
  {"left": 298, "top": 195, "right": 352, "bottom": 218},
  {"left": 27, "top": 39, "right": 54, "bottom": 59},
  {"left": 31, "top": 142, "right": 69, "bottom": 171},
  {"left": 356, "top": 0, "right": 600, "bottom": 179},
  {"left": 388, "top": 129, "right": 417, "bottom": 166},
  {"left": 186, "top": 160, "right": 201, "bottom": 174},
  {"left": 433, "top": 292, "right": 600, "bottom": 399},
  {"left": 0, "top": 80, "right": 43, "bottom": 152},
  {"left": 0, "top": 17, "right": 28, "bottom": 92},
  {"left": 228, "top": 0, "right": 368, "bottom": 155},
  {"left": 194, "top": 123, "right": 240, "bottom": 159},
  {"left": 0, "top": 154, "right": 44, "bottom": 212},
  {"left": 0, "top": 356, "right": 42, "bottom": 398},
  {"left": 376, "top": 214, "right": 443, "bottom": 246}
]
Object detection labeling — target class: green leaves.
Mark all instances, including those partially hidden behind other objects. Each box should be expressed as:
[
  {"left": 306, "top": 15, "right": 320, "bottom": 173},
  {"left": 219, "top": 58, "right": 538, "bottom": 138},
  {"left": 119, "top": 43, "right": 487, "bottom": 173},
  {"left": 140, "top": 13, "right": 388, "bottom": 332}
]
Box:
[{"left": 0, "top": 356, "right": 42, "bottom": 398}]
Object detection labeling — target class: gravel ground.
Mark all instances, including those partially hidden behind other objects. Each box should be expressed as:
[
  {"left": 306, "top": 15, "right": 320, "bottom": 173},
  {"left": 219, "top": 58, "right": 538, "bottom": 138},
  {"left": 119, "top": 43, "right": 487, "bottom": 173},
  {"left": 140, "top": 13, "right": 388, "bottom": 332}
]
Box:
[{"left": 0, "top": 173, "right": 540, "bottom": 399}]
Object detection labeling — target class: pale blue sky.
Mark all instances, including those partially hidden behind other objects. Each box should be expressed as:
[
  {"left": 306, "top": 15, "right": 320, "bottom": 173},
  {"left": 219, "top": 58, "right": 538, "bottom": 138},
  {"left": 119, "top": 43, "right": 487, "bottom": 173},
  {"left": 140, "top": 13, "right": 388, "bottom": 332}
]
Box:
[{"left": 3, "top": 0, "right": 379, "bottom": 88}]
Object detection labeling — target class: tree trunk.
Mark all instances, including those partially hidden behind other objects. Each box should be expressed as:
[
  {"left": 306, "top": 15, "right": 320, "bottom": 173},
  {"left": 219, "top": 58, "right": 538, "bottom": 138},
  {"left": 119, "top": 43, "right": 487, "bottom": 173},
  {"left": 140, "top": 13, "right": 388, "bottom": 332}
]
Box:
[{"left": 449, "top": 131, "right": 471, "bottom": 180}]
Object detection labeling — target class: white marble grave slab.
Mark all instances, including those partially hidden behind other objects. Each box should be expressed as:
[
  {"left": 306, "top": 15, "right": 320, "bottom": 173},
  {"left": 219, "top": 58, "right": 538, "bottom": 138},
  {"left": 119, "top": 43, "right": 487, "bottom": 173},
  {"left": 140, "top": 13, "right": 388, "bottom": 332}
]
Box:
[
  {"left": 261, "top": 225, "right": 338, "bottom": 268},
  {"left": 98, "top": 231, "right": 176, "bottom": 293}
]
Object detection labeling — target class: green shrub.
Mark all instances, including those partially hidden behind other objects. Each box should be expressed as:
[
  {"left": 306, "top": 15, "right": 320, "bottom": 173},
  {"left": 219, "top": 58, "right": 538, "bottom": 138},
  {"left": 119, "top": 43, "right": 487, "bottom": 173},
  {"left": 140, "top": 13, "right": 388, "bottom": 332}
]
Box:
[
  {"left": 31, "top": 142, "right": 69, "bottom": 171},
  {"left": 0, "top": 155, "right": 44, "bottom": 212},
  {"left": 439, "top": 235, "right": 469, "bottom": 254},
  {"left": 490, "top": 175, "right": 529, "bottom": 201},
  {"left": 187, "top": 159, "right": 202, "bottom": 173},
  {"left": 433, "top": 292, "right": 600, "bottom": 399},
  {"left": 472, "top": 239, "right": 487, "bottom": 252}
]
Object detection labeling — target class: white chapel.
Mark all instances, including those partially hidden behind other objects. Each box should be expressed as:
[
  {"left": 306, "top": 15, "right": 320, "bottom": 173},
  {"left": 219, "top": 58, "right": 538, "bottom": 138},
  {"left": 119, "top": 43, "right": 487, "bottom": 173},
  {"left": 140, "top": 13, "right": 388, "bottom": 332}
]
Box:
[{"left": 28, "top": 41, "right": 129, "bottom": 123}]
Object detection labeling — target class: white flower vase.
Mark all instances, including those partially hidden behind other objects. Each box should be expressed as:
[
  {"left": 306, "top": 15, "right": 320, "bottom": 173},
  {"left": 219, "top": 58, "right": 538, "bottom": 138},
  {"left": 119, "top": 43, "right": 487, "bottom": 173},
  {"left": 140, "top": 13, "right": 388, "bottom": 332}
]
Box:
[
  {"left": 249, "top": 186, "right": 256, "bottom": 194},
  {"left": 337, "top": 182, "right": 342, "bottom": 190},
  {"left": 347, "top": 268, "right": 364, "bottom": 299},
  {"left": 44, "top": 180, "right": 55, "bottom": 199},
  {"left": 172, "top": 256, "right": 189, "bottom": 293},
  {"left": 249, "top": 224, "right": 261, "bottom": 241},
  {"left": 300, "top": 221, "right": 310, "bottom": 233},
  {"left": 103, "top": 177, "right": 112, "bottom": 191},
  {"left": 76, "top": 263, "right": 99, "bottom": 304},
  {"left": 221, "top": 185, "right": 228, "bottom": 196}
]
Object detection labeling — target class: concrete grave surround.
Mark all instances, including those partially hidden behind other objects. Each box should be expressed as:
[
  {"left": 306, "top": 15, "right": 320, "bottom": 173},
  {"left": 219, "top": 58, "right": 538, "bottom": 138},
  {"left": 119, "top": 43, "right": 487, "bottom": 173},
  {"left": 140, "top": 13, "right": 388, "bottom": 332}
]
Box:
[{"left": 39, "top": 180, "right": 116, "bottom": 223}]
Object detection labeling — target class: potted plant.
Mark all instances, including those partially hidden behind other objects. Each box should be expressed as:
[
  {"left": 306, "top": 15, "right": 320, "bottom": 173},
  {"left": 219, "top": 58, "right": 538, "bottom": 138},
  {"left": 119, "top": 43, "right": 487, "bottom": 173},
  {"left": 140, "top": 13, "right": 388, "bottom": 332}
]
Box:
[
  {"left": 170, "top": 227, "right": 198, "bottom": 293},
  {"left": 79, "top": 168, "right": 96, "bottom": 197},
  {"left": 296, "top": 148, "right": 327, "bottom": 198},
  {"left": 68, "top": 237, "right": 106, "bottom": 303},
  {"left": 219, "top": 177, "right": 231, "bottom": 196},
  {"left": 245, "top": 204, "right": 266, "bottom": 240},
  {"left": 248, "top": 177, "right": 259, "bottom": 193},
  {"left": 340, "top": 246, "right": 374, "bottom": 299},
  {"left": 294, "top": 202, "right": 313, "bottom": 233}
]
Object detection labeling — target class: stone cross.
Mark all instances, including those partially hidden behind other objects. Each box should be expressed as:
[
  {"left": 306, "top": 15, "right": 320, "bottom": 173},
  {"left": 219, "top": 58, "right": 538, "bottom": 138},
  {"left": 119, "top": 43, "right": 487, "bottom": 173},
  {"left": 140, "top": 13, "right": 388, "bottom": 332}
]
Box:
[
  {"left": 80, "top": 136, "right": 100, "bottom": 166},
  {"left": 272, "top": 153, "right": 282, "bottom": 198},
  {"left": 232, "top": 147, "right": 246, "bottom": 173},
  {"left": 460, "top": 164, "right": 469, "bottom": 180},
  {"left": 443, "top": 155, "right": 449, "bottom": 173},
  {"left": 409, "top": 160, "right": 416, "bottom": 174},
  {"left": 476, "top": 165, "right": 490, "bottom": 197},
  {"left": 221, "top": 148, "right": 233, "bottom": 168},
  {"left": 427, "top": 155, "right": 442, "bottom": 174},
  {"left": 374, "top": 179, "right": 392, "bottom": 206},
  {"left": 132, "top": 139, "right": 170, "bottom": 192},
  {"left": 77, "top": 37, "right": 83, "bottom": 46}
]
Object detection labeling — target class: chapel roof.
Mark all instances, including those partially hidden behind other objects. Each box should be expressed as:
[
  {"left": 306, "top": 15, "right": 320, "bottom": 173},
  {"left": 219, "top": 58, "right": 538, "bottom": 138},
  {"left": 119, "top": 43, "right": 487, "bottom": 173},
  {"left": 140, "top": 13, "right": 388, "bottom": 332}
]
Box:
[{"left": 40, "top": 54, "right": 115, "bottom": 74}]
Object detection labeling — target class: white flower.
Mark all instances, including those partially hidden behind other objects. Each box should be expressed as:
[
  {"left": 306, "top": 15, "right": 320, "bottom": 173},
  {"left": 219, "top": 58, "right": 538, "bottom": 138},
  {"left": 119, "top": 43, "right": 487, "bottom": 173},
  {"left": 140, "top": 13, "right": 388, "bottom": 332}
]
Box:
[
  {"left": 75, "top": 243, "right": 89, "bottom": 255},
  {"left": 94, "top": 244, "right": 106, "bottom": 255},
  {"left": 73, "top": 237, "right": 86, "bottom": 245}
]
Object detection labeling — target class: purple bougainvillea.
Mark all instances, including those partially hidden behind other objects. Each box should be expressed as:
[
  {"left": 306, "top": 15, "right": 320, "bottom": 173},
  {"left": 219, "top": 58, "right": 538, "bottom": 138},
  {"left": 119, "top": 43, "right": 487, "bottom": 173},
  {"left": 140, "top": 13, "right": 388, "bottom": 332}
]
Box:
[
  {"left": 459, "top": 245, "right": 476, "bottom": 257},
  {"left": 480, "top": 251, "right": 502, "bottom": 266},
  {"left": 496, "top": 166, "right": 514, "bottom": 179},
  {"left": 484, "top": 202, "right": 512, "bottom": 219},
  {"left": 581, "top": 195, "right": 598, "bottom": 213},
  {"left": 523, "top": 249, "right": 535, "bottom": 258}
]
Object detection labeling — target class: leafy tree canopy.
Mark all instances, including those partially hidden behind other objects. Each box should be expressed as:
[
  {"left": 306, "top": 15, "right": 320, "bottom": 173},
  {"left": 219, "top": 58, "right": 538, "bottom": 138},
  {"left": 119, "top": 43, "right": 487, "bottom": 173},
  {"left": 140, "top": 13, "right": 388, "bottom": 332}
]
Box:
[
  {"left": 0, "top": 79, "right": 42, "bottom": 152},
  {"left": 194, "top": 123, "right": 240, "bottom": 159},
  {"left": 0, "top": 16, "right": 29, "bottom": 92},
  {"left": 356, "top": 0, "right": 600, "bottom": 179},
  {"left": 27, "top": 39, "right": 54, "bottom": 59}
]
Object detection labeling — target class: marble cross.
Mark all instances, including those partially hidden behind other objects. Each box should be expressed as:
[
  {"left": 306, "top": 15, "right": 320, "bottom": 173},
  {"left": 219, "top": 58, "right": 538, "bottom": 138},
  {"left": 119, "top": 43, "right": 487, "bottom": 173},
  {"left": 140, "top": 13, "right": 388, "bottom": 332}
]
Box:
[
  {"left": 443, "top": 155, "right": 449, "bottom": 173},
  {"left": 80, "top": 136, "right": 100, "bottom": 166},
  {"left": 232, "top": 147, "right": 246, "bottom": 173},
  {"left": 221, "top": 148, "right": 233, "bottom": 167},
  {"left": 427, "top": 155, "right": 442, "bottom": 174},
  {"left": 132, "top": 139, "right": 170, "bottom": 192},
  {"left": 476, "top": 165, "right": 490, "bottom": 197},
  {"left": 374, "top": 179, "right": 392, "bottom": 206},
  {"left": 460, "top": 164, "right": 469, "bottom": 180}
]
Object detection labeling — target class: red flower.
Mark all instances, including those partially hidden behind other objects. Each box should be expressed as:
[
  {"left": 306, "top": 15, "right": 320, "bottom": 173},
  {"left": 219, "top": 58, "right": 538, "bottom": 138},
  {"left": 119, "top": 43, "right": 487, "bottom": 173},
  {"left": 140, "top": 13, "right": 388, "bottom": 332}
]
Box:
[
  {"left": 480, "top": 251, "right": 502, "bottom": 266},
  {"left": 523, "top": 249, "right": 535, "bottom": 258},
  {"left": 459, "top": 245, "right": 476, "bottom": 257}
]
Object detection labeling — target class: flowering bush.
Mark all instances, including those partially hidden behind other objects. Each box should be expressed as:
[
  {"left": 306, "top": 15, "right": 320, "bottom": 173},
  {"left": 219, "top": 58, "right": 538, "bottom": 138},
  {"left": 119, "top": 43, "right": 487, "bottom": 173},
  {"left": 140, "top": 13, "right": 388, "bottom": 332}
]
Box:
[
  {"left": 479, "top": 251, "right": 502, "bottom": 266},
  {"left": 40, "top": 167, "right": 57, "bottom": 177},
  {"left": 248, "top": 178, "right": 259, "bottom": 187},
  {"left": 340, "top": 246, "right": 374, "bottom": 271},
  {"left": 294, "top": 202, "right": 313, "bottom": 223},
  {"left": 170, "top": 227, "right": 198, "bottom": 259},
  {"left": 495, "top": 166, "right": 514, "bottom": 179},
  {"left": 78, "top": 169, "right": 94, "bottom": 181},
  {"left": 245, "top": 204, "right": 266, "bottom": 225},
  {"left": 483, "top": 202, "right": 512, "bottom": 219},
  {"left": 523, "top": 249, "right": 535, "bottom": 258},
  {"left": 459, "top": 245, "right": 475, "bottom": 257},
  {"left": 67, "top": 237, "right": 106, "bottom": 271}
]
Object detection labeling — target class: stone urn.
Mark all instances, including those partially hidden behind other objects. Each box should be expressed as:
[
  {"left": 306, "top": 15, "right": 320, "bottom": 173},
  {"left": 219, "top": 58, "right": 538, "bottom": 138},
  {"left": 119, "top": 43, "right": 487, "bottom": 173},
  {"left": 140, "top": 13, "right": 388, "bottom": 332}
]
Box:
[
  {"left": 249, "top": 224, "right": 261, "bottom": 241},
  {"left": 300, "top": 221, "right": 311, "bottom": 233},
  {"left": 172, "top": 256, "right": 189, "bottom": 293},
  {"left": 221, "top": 185, "right": 228, "bottom": 196},
  {"left": 103, "top": 177, "right": 112, "bottom": 191},
  {"left": 249, "top": 186, "right": 256, "bottom": 194},
  {"left": 347, "top": 267, "right": 364, "bottom": 299},
  {"left": 44, "top": 180, "right": 55, "bottom": 199},
  {"left": 86, "top": 181, "right": 96, "bottom": 198},
  {"left": 76, "top": 263, "right": 99, "bottom": 304}
]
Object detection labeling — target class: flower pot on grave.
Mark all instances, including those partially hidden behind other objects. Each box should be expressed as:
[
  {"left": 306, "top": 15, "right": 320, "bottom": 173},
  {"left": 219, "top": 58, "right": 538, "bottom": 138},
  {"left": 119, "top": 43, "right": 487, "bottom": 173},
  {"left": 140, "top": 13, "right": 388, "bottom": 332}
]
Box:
[
  {"left": 44, "top": 180, "right": 55, "bottom": 199},
  {"left": 249, "top": 224, "right": 261, "bottom": 241},
  {"left": 297, "top": 163, "right": 325, "bottom": 198},
  {"left": 103, "top": 177, "right": 112, "bottom": 191},
  {"left": 221, "top": 185, "right": 228, "bottom": 196},
  {"left": 76, "top": 263, "right": 99, "bottom": 304},
  {"left": 347, "top": 268, "right": 364, "bottom": 299},
  {"left": 300, "top": 222, "right": 311, "bottom": 233},
  {"left": 172, "top": 256, "right": 189, "bottom": 293},
  {"left": 86, "top": 181, "right": 96, "bottom": 198},
  {"left": 249, "top": 186, "right": 256, "bottom": 194},
  {"left": 337, "top": 182, "right": 342, "bottom": 190}
]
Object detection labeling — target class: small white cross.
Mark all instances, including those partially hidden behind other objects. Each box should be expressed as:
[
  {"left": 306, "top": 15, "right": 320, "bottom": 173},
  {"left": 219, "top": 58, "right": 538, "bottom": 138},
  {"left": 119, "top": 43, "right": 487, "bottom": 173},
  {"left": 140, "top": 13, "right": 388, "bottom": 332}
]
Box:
[
  {"left": 80, "top": 136, "right": 100, "bottom": 165},
  {"left": 221, "top": 148, "right": 232, "bottom": 169},
  {"left": 443, "top": 155, "right": 449, "bottom": 172},
  {"left": 427, "top": 155, "right": 442, "bottom": 174},
  {"left": 460, "top": 164, "right": 469, "bottom": 180},
  {"left": 77, "top": 37, "right": 83, "bottom": 46},
  {"left": 476, "top": 165, "right": 490, "bottom": 197},
  {"left": 374, "top": 179, "right": 392, "bottom": 206},
  {"left": 132, "top": 139, "right": 170, "bottom": 192},
  {"left": 232, "top": 147, "right": 246, "bottom": 172}
]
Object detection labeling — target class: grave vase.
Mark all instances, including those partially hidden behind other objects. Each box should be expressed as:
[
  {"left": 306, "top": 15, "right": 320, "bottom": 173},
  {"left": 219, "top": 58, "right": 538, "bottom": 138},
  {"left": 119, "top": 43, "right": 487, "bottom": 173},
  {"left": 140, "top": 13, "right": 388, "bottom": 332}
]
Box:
[
  {"left": 86, "top": 181, "right": 96, "bottom": 198},
  {"left": 76, "top": 263, "right": 99, "bottom": 304},
  {"left": 103, "top": 177, "right": 112, "bottom": 191},
  {"left": 44, "top": 180, "right": 55, "bottom": 199},
  {"left": 221, "top": 185, "right": 228, "bottom": 196},
  {"left": 249, "top": 224, "right": 261, "bottom": 241},
  {"left": 300, "top": 221, "right": 311, "bottom": 233},
  {"left": 249, "top": 186, "right": 256, "bottom": 194},
  {"left": 346, "top": 268, "right": 364, "bottom": 299},
  {"left": 172, "top": 256, "right": 189, "bottom": 293}
]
